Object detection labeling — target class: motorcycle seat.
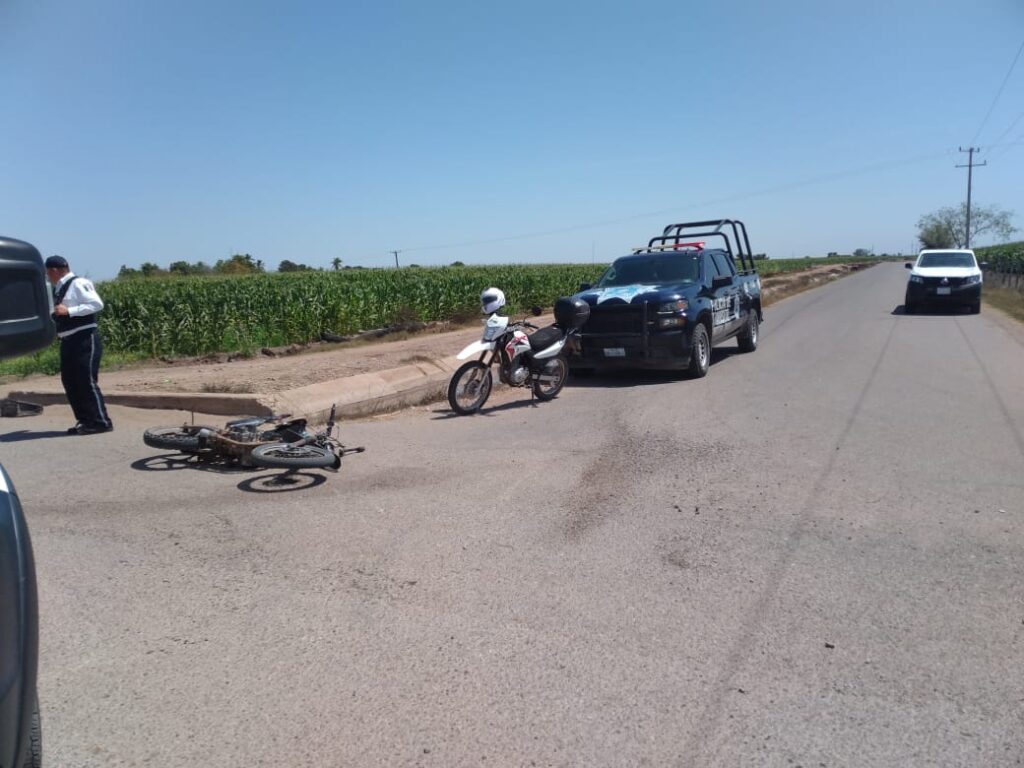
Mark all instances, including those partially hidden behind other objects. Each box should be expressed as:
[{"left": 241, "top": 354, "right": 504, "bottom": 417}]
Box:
[{"left": 527, "top": 325, "right": 563, "bottom": 352}]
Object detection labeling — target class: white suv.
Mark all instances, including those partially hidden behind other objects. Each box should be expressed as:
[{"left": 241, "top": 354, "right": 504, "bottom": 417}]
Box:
[{"left": 904, "top": 249, "right": 984, "bottom": 315}]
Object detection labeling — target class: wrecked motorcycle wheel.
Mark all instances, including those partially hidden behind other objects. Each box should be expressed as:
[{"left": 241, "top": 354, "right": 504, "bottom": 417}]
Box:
[
  {"left": 143, "top": 425, "right": 210, "bottom": 453},
  {"left": 447, "top": 361, "right": 493, "bottom": 415},
  {"left": 250, "top": 443, "right": 338, "bottom": 469},
  {"left": 532, "top": 356, "right": 568, "bottom": 401}
]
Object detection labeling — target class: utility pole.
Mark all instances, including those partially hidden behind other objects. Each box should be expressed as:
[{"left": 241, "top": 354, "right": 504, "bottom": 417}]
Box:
[
  {"left": 956, "top": 147, "right": 987, "bottom": 248},
  {"left": 390, "top": 250, "right": 401, "bottom": 268}
]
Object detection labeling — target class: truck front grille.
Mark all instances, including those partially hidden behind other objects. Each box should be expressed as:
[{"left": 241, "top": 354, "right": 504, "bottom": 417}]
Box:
[{"left": 582, "top": 304, "right": 648, "bottom": 335}]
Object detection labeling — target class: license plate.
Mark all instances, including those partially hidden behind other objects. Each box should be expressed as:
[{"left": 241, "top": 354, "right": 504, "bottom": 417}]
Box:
[
  {"left": 936, "top": 287, "right": 951, "bottom": 295},
  {"left": 603, "top": 347, "right": 626, "bottom": 357}
]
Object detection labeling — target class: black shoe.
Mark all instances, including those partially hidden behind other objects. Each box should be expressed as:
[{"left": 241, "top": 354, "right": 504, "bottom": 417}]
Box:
[
  {"left": 76, "top": 424, "right": 113, "bottom": 435},
  {"left": 67, "top": 424, "right": 82, "bottom": 434}
]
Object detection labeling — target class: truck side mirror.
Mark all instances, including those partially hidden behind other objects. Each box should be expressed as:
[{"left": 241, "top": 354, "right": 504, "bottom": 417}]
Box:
[
  {"left": 579, "top": 283, "right": 592, "bottom": 291},
  {"left": 0, "top": 237, "right": 55, "bottom": 360},
  {"left": 904, "top": 262, "right": 913, "bottom": 269}
]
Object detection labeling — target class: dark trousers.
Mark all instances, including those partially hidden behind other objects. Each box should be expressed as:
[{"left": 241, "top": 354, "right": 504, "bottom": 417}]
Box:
[{"left": 59, "top": 328, "right": 112, "bottom": 429}]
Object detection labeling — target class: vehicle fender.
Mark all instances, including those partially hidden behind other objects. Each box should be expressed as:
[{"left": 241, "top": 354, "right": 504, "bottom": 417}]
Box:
[
  {"left": 456, "top": 340, "right": 496, "bottom": 360},
  {"left": 532, "top": 336, "right": 567, "bottom": 360}
]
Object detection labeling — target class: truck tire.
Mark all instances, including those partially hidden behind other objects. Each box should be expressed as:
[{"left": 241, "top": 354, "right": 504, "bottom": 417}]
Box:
[
  {"left": 737, "top": 309, "right": 759, "bottom": 352},
  {"left": 687, "top": 323, "right": 711, "bottom": 379}
]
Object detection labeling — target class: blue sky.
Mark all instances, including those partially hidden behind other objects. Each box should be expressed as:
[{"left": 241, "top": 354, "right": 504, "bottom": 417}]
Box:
[{"left": 2, "top": 0, "right": 1022, "bottom": 279}]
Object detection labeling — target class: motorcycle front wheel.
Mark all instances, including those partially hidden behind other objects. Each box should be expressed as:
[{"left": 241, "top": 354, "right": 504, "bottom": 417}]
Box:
[
  {"left": 447, "top": 361, "right": 493, "bottom": 415},
  {"left": 532, "top": 356, "right": 568, "bottom": 401},
  {"left": 250, "top": 442, "right": 339, "bottom": 469}
]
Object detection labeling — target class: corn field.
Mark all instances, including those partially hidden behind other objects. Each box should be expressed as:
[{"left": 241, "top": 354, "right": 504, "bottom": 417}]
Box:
[
  {"left": 97, "top": 264, "right": 607, "bottom": 357},
  {"left": 976, "top": 242, "right": 1024, "bottom": 290}
]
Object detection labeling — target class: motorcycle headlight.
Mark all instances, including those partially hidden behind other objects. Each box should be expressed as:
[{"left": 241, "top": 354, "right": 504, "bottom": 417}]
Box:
[
  {"left": 909, "top": 274, "right": 924, "bottom": 283},
  {"left": 964, "top": 274, "right": 982, "bottom": 285},
  {"left": 657, "top": 299, "right": 688, "bottom": 313}
]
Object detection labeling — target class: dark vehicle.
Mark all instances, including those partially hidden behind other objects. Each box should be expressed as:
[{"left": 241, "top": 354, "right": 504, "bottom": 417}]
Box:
[
  {"left": 570, "top": 219, "right": 762, "bottom": 376},
  {"left": 0, "top": 236, "right": 52, "bottom": 768},
  {"left": 904, "top": 249, "right": 986, "bottom": 314}
]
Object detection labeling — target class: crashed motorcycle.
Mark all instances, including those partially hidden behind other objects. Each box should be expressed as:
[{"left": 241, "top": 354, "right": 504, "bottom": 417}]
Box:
[
  {"left": 446, "top": 289, "right": 590, "bottom": 415},
  {"left": 142, "top": 404, "right": 364, "bottom": 470}
]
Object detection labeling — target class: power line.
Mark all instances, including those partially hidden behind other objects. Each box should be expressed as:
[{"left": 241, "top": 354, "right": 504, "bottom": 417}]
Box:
[
  {"left": 972, "top": 37, "right": 1024, "bottom": 145},
  {"left": 397, "top": 148, "right": 956, "bottom": 253},
  {"left": 987, "top": 108, "right": 1024, "bottom": 150}
]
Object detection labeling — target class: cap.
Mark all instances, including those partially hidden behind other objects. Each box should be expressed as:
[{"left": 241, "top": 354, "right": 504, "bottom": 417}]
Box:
[{"left": 45, "top": 255, "right": 69, "bottom": 269}]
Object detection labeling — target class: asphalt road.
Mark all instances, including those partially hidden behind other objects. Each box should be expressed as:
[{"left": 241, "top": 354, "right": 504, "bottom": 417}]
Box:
[{"left": 2, "top": 262, "right": 1022, "bottom": 767}]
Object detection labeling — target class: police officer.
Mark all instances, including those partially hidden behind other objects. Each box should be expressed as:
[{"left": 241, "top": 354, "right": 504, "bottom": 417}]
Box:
[{"left": 44, "top": 255, "right": 113, "bottom": 434}]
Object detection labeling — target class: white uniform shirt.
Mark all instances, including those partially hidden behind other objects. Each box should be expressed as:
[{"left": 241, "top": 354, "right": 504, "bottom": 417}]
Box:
[{"left": 54, "top": 273, "right": 105, "bottom": 339}]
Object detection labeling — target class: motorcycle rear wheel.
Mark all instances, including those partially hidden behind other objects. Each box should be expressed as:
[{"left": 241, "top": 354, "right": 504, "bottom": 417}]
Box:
[
  {"left": 143, "top": 425, "right": 211, "bottom": 453},
  {"left": 532, "top": 356, "right": 568, "bottom": 401},
  {"left": 250, "top": 443, "right": 338, "bottom": 469},
  {"left": 448, "top": 361, "right": 493, "bottom": 415}
]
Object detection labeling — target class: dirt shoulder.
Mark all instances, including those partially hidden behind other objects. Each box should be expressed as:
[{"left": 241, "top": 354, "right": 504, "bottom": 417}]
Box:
[{"left": 2, "top": 262, "right": 872, "bottom": 396}]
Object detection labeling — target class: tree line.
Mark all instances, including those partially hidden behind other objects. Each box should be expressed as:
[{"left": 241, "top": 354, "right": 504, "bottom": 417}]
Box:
[{"left": 117, "top": 254, "right": 353, "bottom": 279}]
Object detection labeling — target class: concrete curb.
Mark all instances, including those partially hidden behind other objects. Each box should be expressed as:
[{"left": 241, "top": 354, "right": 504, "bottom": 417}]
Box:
[
  {"left": 6, "top": 389, "right": 273, "bottom": 416},
  {"left": 265, "top": 356, "right": 462, "bottom": 423},
  {"left": 6, "top": 356, "right": 466, "bottom": 423}
]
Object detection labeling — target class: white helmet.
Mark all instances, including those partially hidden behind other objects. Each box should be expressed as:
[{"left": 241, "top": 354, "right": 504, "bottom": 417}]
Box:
[{"left": 481, "top": 287, "right": 505, "bottom": 314}]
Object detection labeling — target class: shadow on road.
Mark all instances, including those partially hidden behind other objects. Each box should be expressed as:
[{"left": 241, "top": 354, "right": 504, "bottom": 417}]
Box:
[
  {"left": 0, "top": 429, "right": 71, "bottom": 443},
  {"left": 237, "top": 472, "right": 327, "bottom": 493},
  {"left": 131, "top": 453, "right": 254, "bottom": 474},
  {"left": 894, "top": 304, "right": 977, "bottom": 316},
  {"left": 430, "top": 396, "right": 550, "bottom": 420},
  {"left": 567, "top": 348, "right": 742, "bottom": 389},
  {"left": 131, "top": 452, "right": 331, "bottom": 493}
]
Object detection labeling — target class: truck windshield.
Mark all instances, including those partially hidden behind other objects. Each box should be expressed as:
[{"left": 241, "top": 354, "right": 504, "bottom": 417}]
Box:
[
  {"left": 918, "top": 253, "right": 975, "bottom": 268},
  {"left": 596, "top": 253, "right": 700, "bottom": 287}
]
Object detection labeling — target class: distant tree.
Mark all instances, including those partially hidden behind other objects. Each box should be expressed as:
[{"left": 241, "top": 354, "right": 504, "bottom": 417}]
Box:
[
  {"left": 450, "top": 260, "right": 465, "bottom": 267},
  {"left": 331, "top": 257, "right": 342, "bottom": 271},
  {"left": 853, "top": 248, "right": 872, "bottom": 258},
  {"left": 215, "top": 253, "right": 264, "bottom": 275},
  {"left": 918, "top": 204, "right": 1016, "bottom": 249},
  {"left": 140, "top": 262, "right": 164, "bottom": 277},
  {"left": 918, "top": 220, "right": 956, "bottom": 250},
  {"left": 117, "top": 265, "right": 140, "bottom": 279},
  {"left": 168, "top": 260, "right": 192, "bottom": 276},
  {"left": 751, "top": 253, "right": 767, "bottom": 260},
  {"left": 278, "top": 260, "right": 315, "bottom": 273}
]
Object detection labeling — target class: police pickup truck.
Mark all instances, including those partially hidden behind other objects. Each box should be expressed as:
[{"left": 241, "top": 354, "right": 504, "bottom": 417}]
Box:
[{"left": 570, "top": 219, "right": 762, "bottom": 377}]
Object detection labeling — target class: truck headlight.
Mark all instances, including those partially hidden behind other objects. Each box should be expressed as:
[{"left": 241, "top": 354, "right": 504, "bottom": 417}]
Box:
[
  {"left": 964, "top": 274, "right": 981, "bottom": 285},
  {"left": 909, "top": 274, "right": 924, "bottom": 283},
  {"left": 657, "top": 299, "right": 688, "bottom": 313}
]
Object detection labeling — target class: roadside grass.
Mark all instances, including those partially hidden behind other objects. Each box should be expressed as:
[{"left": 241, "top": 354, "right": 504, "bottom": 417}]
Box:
[
  {"left": 984, "top": 283, "right": 1024, "bottom": 323},
  {"left": 0, "top": 345, "right": 147, "bottom": 381}
]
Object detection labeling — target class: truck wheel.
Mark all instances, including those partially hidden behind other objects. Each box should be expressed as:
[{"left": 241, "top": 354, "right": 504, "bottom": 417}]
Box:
[
  {"left": 737, "top": 309, "right": 759, "bottom": 352},
  {"left": 904, "top": 293, "right": 915, "bottom": 314},
  {"left": 970, "top": 301, "right": 981, "bottom": 314},
  {"left": 687, "top": 323, "right": 710, "bottom": 379}
]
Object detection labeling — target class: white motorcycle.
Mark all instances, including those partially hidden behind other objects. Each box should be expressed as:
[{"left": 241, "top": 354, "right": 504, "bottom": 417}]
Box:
[{"left": 447, "top": 289, "right": 590, "bottom": 415}]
